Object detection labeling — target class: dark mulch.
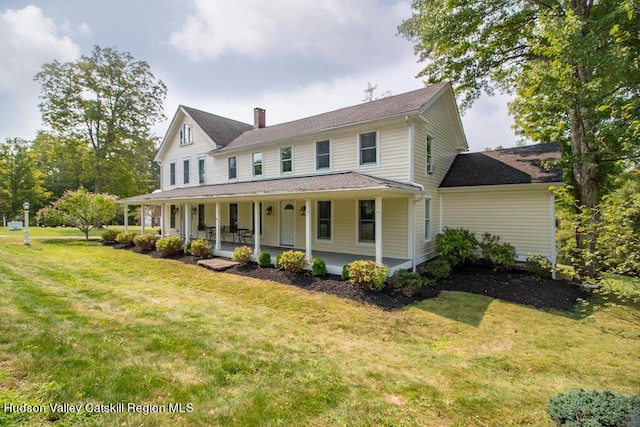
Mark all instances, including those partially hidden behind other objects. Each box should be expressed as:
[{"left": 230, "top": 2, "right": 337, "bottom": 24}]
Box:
[{"left": 109, "top": 244, "right": 591, "bottom": 312}]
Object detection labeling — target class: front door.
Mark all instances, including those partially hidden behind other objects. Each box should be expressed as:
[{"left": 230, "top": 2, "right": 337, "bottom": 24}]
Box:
[{"left": 280, "top": 201, "right": 295, "bottom": 246}]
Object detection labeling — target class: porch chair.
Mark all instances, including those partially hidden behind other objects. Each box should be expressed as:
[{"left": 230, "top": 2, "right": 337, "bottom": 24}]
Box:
[
  {"left": 239, "top": 229, "right": 254, "bottom": 245},
  {"left": 220, "top": 226, "right": 235, "bottom": 242}
]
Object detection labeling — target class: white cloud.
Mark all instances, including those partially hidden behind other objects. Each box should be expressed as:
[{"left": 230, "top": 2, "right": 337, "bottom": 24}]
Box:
[
  {"left": 169, "top": 0, "right": 408, "bottom": 64},
  {"left": 0, "top": 5, "right": 81, "bottom": 94}
]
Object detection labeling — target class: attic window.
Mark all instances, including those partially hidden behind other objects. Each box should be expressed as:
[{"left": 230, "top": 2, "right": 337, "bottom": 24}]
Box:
[
  {"left": 180, "top": 123, "right": 192, "bottom": 145},
  {"left": 426, "top": 134, "right": 434, "bottom": 174}
]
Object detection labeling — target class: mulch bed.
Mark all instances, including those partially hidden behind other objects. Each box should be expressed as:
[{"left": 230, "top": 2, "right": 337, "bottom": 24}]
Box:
[{"left": 108, "top": 243, "right": 591, "bottom": 312}]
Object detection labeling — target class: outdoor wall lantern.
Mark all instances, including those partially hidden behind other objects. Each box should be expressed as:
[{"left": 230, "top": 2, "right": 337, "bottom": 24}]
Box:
[
  {"left": 265, "top": 206, "right": 273, "bottom": 215},
  {"left": 299, "top": 206, "right": 306, "bottom": 216},
  {"left": 23, "top": 201, "right": 30, "bottom": 246}
]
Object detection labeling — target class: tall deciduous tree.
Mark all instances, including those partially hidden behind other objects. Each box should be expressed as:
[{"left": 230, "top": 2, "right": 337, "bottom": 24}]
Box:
[
  {"left": 399, "top": 0, "right": 640, "bottom": 278},
  {"left": 34, "top": 46, "right": 167, "bottom": 194}
]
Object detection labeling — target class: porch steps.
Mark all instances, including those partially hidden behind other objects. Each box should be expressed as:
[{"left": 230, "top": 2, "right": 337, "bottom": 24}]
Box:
[{"left": 197, "top": 258, "right": 239, "bottom": 272}]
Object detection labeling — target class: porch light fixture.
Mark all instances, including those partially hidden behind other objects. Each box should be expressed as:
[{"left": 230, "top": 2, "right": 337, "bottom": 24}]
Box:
[
  {"left": 265, "top": 206, "right": 273, "bottom": 215},
  {"left": 192, "top": 207, "right": 197, "bottom": 214},
  {"left": 299, "top": 206, "right": 306, "bottom": 216}
]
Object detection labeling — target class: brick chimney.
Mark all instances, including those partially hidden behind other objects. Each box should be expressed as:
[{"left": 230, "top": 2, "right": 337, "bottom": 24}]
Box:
[{"left": 254, "top": 107, "right": 266, "bottom": 129}]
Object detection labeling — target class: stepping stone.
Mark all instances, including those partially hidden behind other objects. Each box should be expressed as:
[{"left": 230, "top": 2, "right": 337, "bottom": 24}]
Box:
[{"left": 197, "top": 258, "right": 239, "bottom": 271}]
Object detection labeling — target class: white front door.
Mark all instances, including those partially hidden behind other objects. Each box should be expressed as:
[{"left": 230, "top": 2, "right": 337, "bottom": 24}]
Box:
[{"left": 280, "top": 201, "right": 295, "bottom": 246}]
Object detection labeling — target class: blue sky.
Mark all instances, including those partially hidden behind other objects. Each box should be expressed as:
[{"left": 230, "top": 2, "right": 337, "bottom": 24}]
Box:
[{"left": 0, "top": 0, "right": 520, "bottom": 152}]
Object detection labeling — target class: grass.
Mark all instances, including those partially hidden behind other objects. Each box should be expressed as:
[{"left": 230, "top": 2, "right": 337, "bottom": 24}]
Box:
[
  {"left": 0, "top": 225, "right": 147, "bottom": 240},
  {"left": 0, "top": 230, "right": 638, "bottom": 426}
]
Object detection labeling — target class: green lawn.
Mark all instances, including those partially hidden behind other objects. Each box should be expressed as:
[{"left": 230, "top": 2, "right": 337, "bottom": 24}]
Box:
[{"left": 0, "top": 232, "right": 638, "bottom": 426}]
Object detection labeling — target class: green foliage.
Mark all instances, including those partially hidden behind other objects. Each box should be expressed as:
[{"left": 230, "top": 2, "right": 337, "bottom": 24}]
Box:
[
  {"left": 526, "top": 255, "right": 553, "bottom": 279},
  {"left": 347, "top": 260, "right": 389, "bottom": 292},
  {"left": 341, "top": 264, "right": 350, "bottom": 281},
  {"left": 184, "top": 240, "right": 192, "bottom": 255},
  {"left": 278, "top": 250, "right": 307, "bottom": 274},
  {"left": 275, "top": 254, "right": 283, "bottom": 270},
  {"left": 133, "top": 234, "right": 158, "bottom": 251},
  {"left": 420, "top": 257, "right": 452, "bottom": 281},
  {"left": 435, "top": 227, "right": 479, "bottom": 267},
  {"left": 115, "top": 232, "right": 137, "bottom": 247},
  {"left": 36, "top": 187, "right": 117, "bottom": 240},
  {"left": 101, "top": 229, "right": 118, "bottom": 243},
  {"left": 189, "top": 239, "right": 212, "bottom": 259},
  {"left": 548, "top": 389, "right": 640, "bottom": 427},
  {"left": 155, "top": 236, "right": 183, "bottom": 256},
  {"left": 311, "top": 258, "right": 327, "bottom": 277},
  {"left": 232, "top": 246, "right": 253, "bottom": 265},
  {"left": 387, "top": 270, "right": 432, "bottom": 297},
  {"left": 257, "top": 251, "right": 272, "bottom": 267},
  {"left": 480, "top": 233, "right": 516, "bottom": 269},
  {"left": 34, "top": 46, "right": 166, "bottom": 195}
]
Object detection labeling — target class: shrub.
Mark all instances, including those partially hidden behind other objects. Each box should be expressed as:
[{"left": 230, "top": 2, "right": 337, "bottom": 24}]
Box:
[
  {"left": 184, "top": 240, "right": 192, "bottom": 255},
  {"left": 275, "top": 254, "right": 283, "bottom": 270},
  {"left": 420, "top": 257, "right": 452, "bottom": 281},
  {"left": 232, "top": 246, "right": 253, "bottom": 265},
  {"left": 156, "top": 236, "right": 183, "bottom": 256},
  {"left": 480, "top": 232, "right": 516, "bottom": 268},
  {"left": 388, "top": 269, "right": 432, "bottom": 297},
  {"left": 133, "top": 234, "right": 158, "bottom": 251},
  {"left": 101, "top": 229, "right": 118, "bottom": 243},
  {"left": 548, "top": 388, "right": 640, "bottom": 427},
  {"left": 341, "top": 264, "right": 350, "bottom": 281},
  {"left": 257, "top": 251, "right": 272, "bottom": 267},
  {"left": 347, "top": 260, "right": 390, "bottom": 292},
  {"left": 435, "top": 227, "right": 479, "bottom": 267},
  {"left": 278, "top": 250, "right": 307, "bottom": 274},
  {"left": 526, "top": 254, "right": 553, "bottom": 278},
  {"left": 189, "top": 239, "right": 212, "bottom": 259},
  {"left": 311, "top": 258, "right": 327, "bottom": 277},
  {"left": 115, "top": 232, "right": 136, "bottom": 247}
]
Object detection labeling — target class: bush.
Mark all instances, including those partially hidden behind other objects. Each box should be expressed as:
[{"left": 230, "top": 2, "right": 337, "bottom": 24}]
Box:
[
  {"left": 189, "top": 239, "right": 212, "bottom": 259},
  {"left": 257, "top": 251, "right": 272, "bottom": 267},
  {"left": 278, "top": 250, "right": 307, "bottom": 274},
  {"left": 184, "top": 240, "right": 192, "bottom": 255},
  {"left": 133, "top": 234, "right": 158, "bottom": 251},
  {"left": 436, "top": 227, "right": 479, "bottom": 267},
  {"left": 101, "top": 229, "right": 118, "bottom": 243},
  {"left": 275, "top": 254, "right": 283, "bottom": 270},
  {"left": 420, "top": 257, "right": 452, "bottom": 281},
  {"left": 480, "top": 232, "right": 516, "bottom": 269},
  {"left": 347, "top": 260, "right": 390, "bottom": 292},
  {"left": 311, "top": 258, "right": 327, "bottom": 277},
  {"left": 115, "top": 232, "right": 136, "bottom": 246},
  {"left": 527, "top": 254, "right": 553, "bottom": 278},
  {"left": 232, "top": 246, "right": 253, "bottom": 265},
  {"left": 388, "top": 269, "right": 432, "bottom": 297},
  {"left": 548, "top": 388, "right": 640, "bottom": 427},
  {"left": 341, "top": 264, "right": 350, "bottom": 281},
  {"left": 156, "top": 236, "right": 183, "bottom": 256}
]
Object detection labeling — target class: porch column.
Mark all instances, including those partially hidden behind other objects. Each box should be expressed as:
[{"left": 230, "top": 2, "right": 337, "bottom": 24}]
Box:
[
  {"left": 305, "top": 199, "right": 312, "bottom": 263},
  {"left": 254, "top": 200, "right": 261, "bottom": 256},
  {"left": 184, "top": 203, "right": 191, "bottom": 244},
  {"left": 124, "top": 204, "right": 128, "bottom": 233},
  {"left": 215, "top": 202, "right": 221, "bottom": 252},
  {"left": 141, "top": 205, "right": 146, "bottom": 235},
  {"left": 375, "top": 196, "right": 383, "bottom": 265},
  {"left": 160, "top": 204, "right": 165, "bottom": 236}
]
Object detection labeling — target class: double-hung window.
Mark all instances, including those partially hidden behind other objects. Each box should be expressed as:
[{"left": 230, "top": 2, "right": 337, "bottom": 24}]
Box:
[
  {"left": 183, "top": 158, "right": 190, "bottom": 184},
  {"left": 316, "top": 140, "right": 330, "bottom": 170},
  {"left": 198, "top": 204, "right": 205, "bottom": 231},
  {"left": 424, "top": 199, "right": 432, "bottom": 242},
  {"left": 252, "top": 152, "right": 263, "bottom": 177},
  {"left": 179, "top": 123, "right": 192, "bottom": 145},
  {"left": 358, "top": 200, "right": 375, "bottom": 243},
  {"left": 169, "top": 162, "right": 176, "bottom": 186},
  {"left": 198, "top": 156, "right": 205, "bottom": 184},
  {"left": 317, "top": 201, "right": 331, "bottom": 240},
  {"left": 280, "top": 147, "right": 292, "bottom": 174},
  {"left": 228, "top": 157, "right": 237, "bottom": 180},
  {"left": 170, "top": 205, "right": 176, "bottom": 228},
  {"left": 426, "top": 134, "right": 434, "bottom": 174},
  {"left": 359, "top": 131, "right": 377, "bottom": 166}
]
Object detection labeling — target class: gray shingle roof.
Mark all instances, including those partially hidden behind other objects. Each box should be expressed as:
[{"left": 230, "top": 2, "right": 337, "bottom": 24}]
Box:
[
  {"left": 439, "top": 143, "right": 563, "bottom": 188},
  {"left": 120, "top": 172, "right": 421, "bottom": 204},
  {"left": 181, "top": 106, "right": 253, "bottom": 147},
  {"left": 214, "top": 82, "right": 449, "bottom": 151}
]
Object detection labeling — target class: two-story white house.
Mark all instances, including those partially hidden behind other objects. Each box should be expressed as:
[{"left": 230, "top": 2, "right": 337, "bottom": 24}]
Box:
[{"left": 121, "top": 82, "right": 562, "bottom": 274}]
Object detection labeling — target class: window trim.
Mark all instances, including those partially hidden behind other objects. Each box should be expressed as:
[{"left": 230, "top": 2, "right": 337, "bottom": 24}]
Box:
[
  {"left": 424, "top": 198, "right": 432, "bottom": 243},
  {"left": 228, "top": 156, "right": 238, "bottom": 181},
  {"left": 356, "top": 199, "right": 376, "bottom": 245},
  {"left": 169, "top": 161, "right": 176, "bottom": 186},
  {"left": 315, "top": 139, "right": 332, "bottom": 171},
  {"left": 183, "top": 157, "right": 190, "bottom": 185},
  {"left": 252, "top": 152, "right": 263, "bottom": 177},
  {"left": 198, "top": 156, "right": 206, "bottom": 184},
  {"left": 426, "top": 134, "right": 434, "bottom": 174},
  {"left": 316, "top": 200, "right": 333, "bottom": 242},
  {"left": 358, "top": 131, "right": 379, "bottom": 167},
  {"left": 179, "top": 123, "right": 192, "bottom": 145},
  {"left": 280, "top": 146, "right": 293, "bottom": 175}
]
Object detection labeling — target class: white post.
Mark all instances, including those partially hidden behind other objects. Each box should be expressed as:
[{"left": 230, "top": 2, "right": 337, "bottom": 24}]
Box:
[
  {"left": 141, "top": 205, "right": 146, "bottom": 235},
  {"left": 550, "top": 191, "right": 557, "bottom": 280},
  {"left": 408, "top": 197, "right": 415, "bottom": 271},
  {"left": 184, "top": 203, "right": 191, "bottom": 244},
  {"left": 305, "top": 199, "right": 312, "bottom": 263},
  {"left": 160, "top": 204, "right": 165, "bottom": 236},
  {"left": 124, "top": 205, "right": 129, "bottom": 233},
  {"left": 23, "top": 201, "right": 30, "bottom": 245},
  {"left": 375, "top": 196, "right": 383, "bottom": 265},
  {"left": 254, "top": 201, "right": 261, "bottom": 256},
  {"left": 215, "top": 202, "right": 221, "bottom": 252}
]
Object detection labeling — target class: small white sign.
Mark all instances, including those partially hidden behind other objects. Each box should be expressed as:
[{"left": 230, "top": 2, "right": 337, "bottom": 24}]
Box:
[{"left": 8, "top": 221, "right": 23, "bottom": 231}]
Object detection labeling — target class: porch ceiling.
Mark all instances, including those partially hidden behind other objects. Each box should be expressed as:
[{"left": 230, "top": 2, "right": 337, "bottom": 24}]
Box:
[{"left": 119, "top": 172, "right": 421, "bottom": 205}]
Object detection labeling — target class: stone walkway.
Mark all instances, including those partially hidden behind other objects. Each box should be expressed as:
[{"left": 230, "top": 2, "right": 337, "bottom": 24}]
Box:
[{"left": 196, "top": 258, "right": 239, "bottom": 271}]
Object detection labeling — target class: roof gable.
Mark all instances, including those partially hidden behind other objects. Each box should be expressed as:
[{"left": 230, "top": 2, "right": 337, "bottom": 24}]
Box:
[{"left": 439, "top": 143, "right": 563, "bottom": 188}]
